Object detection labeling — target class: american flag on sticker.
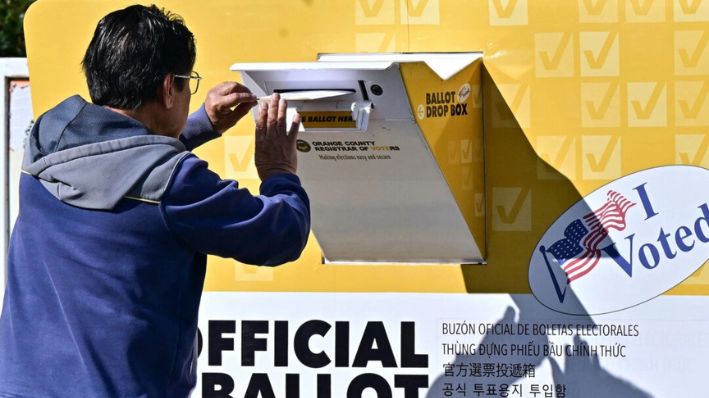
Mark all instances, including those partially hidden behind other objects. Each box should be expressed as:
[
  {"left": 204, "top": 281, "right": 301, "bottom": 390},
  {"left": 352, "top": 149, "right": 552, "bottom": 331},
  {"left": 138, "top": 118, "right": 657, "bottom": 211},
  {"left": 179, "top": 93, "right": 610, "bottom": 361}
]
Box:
[{"left": 541, "top": 191, "right": 636, "bottom": 283}]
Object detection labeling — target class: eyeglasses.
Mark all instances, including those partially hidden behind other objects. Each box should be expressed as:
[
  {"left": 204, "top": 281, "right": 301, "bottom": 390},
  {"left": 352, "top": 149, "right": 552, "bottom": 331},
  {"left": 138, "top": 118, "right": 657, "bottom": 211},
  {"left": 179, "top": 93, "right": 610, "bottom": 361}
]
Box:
[{"left": 173, "top": 71, "right": 202, "bottom": 95}]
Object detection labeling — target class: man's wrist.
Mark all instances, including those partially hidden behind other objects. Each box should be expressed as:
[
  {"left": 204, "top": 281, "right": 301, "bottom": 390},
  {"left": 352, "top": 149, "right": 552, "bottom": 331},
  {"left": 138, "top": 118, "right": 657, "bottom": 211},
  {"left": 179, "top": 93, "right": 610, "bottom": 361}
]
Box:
[
  {"left": 258, "top": 167, "right": 296, "bottom": 181},
  {"left": 188, "top": 104, "right": 220, "bottom": 135},
  {"left": 200, "top": 104, "right": 223, "bottom": 135}
]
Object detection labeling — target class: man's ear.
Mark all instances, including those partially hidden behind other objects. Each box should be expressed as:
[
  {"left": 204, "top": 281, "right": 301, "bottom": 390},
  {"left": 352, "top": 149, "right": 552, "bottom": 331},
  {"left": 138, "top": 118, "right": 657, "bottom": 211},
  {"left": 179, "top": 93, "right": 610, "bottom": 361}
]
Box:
[{"left": 158, "top": 74, "right": 175, "bottom": 109}]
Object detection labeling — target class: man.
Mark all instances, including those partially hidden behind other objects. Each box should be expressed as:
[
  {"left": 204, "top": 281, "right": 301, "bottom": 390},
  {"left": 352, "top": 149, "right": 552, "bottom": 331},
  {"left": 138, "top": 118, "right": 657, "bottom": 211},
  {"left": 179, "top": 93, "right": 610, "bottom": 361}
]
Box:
[{"left": 0, "top": 4, "right": 309, "bottom": 397}]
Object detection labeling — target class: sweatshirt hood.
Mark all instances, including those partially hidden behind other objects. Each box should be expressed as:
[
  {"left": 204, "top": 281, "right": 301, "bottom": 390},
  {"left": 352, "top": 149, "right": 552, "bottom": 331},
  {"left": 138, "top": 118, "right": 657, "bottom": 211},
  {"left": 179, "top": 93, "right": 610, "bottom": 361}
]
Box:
[{"left": 23, "top": 95, "right": 188, "bottom": 210}]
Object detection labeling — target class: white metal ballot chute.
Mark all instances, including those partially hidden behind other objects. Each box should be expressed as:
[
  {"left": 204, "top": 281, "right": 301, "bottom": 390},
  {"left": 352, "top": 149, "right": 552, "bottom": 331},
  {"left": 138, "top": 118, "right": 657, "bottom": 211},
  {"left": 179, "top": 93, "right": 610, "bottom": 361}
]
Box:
[{"left": 232, "top": 53, "right": 486, "bottom": 264}]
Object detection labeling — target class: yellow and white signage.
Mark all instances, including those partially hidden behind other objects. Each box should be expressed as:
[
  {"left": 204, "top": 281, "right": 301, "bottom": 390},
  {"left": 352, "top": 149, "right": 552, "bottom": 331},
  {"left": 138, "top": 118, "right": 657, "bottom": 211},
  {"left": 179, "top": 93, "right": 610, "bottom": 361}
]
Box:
[{"left": 21, "top": 0, "right": 709, "bottom": 397}]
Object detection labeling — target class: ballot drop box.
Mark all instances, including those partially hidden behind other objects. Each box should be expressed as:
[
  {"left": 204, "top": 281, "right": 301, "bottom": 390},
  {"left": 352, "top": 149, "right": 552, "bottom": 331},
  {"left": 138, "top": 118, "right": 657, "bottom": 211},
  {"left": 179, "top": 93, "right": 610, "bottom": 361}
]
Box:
[{"left": 233, "top": 53, "right": 485, "bottom": 264}]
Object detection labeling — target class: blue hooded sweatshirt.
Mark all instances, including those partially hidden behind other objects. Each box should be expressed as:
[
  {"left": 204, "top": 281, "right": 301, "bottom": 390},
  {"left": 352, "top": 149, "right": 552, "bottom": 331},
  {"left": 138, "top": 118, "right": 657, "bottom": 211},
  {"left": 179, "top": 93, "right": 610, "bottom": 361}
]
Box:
[{"left": 0, "top": 96, "right": 310, "bottom": 397}]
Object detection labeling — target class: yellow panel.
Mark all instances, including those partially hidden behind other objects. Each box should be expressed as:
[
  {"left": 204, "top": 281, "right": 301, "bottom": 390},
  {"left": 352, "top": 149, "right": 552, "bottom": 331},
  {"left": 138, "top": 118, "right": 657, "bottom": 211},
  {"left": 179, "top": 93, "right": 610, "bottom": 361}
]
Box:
[
  {"left": 400, "top": 60, "right": 486, "bottom": 258},
  {"left": 24, "top": 0, "right": 708, "bottom": 295}
]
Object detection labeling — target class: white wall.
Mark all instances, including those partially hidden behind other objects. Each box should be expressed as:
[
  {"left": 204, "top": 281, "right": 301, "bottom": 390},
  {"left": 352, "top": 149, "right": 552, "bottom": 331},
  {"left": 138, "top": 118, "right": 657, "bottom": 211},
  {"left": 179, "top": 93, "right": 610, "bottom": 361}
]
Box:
[{"left": 0, "top": 58, "right": 30, "bottom": 309}]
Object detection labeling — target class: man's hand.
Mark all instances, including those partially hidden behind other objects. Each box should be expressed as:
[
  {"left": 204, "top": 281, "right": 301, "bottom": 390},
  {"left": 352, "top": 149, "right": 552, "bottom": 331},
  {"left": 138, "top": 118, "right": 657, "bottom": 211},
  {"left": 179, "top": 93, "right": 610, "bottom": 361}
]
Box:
[
  {"left": 255, "top": 93, "right": 301, "bottom": 180},
  {"left": 204, "top": 82, "right": 257, "bottom": 134}
]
